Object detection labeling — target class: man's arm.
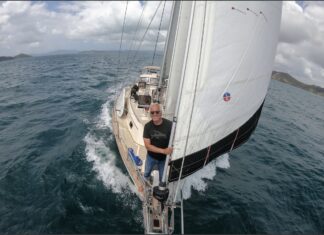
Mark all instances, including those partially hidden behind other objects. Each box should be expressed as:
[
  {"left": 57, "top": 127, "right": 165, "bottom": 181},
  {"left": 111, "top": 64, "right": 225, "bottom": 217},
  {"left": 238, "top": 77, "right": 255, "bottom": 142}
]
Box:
[{"left": 144, "top": 138, "right": 173, "bottom": 155}]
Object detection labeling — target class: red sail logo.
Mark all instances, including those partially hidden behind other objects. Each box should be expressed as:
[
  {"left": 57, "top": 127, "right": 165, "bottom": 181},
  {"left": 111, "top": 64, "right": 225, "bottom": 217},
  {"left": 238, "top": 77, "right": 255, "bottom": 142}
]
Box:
[{"left": 223, "top": 92, "right": 231, "bottom": 102}]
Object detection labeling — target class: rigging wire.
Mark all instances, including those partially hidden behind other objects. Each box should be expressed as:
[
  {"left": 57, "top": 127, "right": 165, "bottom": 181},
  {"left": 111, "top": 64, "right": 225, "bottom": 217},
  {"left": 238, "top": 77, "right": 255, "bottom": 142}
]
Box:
[
  {"left": 126, "top": 1, "right": 147, "bottom": 65},
  {"left": 129, "top": 1, "right": 162, "bottom": 69},
  {"left": 151, "top": 0, "right": 166, "bottom": 66},
  {"left": 180, "top": 189, "right": 184, "bottom": 234},
  {"left": 116, "top": 1, "right": 128, "bottom": 96}
]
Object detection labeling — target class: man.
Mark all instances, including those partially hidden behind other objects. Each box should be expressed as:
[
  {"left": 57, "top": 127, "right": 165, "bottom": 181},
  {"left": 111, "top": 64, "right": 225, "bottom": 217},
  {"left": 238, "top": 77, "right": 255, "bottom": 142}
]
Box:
[{"left": 143, "top": 103, "right": 173, "bottom": 183}]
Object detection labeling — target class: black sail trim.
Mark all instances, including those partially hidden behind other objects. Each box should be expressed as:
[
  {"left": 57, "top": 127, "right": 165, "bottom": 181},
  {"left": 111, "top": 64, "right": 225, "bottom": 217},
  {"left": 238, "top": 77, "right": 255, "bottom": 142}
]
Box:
[{"left": 168, "top": 101, "right": 265, "bottom": 182}]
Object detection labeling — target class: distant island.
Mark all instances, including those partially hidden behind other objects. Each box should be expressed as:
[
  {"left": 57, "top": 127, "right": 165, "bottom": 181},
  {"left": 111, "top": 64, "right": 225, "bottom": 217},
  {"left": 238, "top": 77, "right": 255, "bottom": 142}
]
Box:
[
  {"left": 0, "top": 53, "right": 31, "bottom": 62},
  {"left": 272, "top": 71, "right": 324, "bottom": 97},
  {"left": 78, "top": 50, "right": 108, "bottom": 54},
  {"left": 33, "top": 50, "right": 80, "bottom": 56},
  {"left": 1, "top": 52, "right": 322, "bottom": 97}
]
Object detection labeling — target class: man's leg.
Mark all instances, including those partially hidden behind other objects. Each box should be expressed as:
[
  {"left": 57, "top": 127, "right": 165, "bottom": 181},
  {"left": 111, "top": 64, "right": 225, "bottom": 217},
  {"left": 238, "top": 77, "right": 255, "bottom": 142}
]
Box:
[
  {"left": 144, "top": 154, "right": 154, "bottom": 179},
  {"left": 157, "top": 158, "right": 166, "bottom": 183}
]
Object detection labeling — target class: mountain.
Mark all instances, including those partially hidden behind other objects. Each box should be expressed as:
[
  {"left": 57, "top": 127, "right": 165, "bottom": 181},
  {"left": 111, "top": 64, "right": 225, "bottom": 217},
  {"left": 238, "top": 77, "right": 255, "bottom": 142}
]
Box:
[
  {"left": 78, "top": 50, "right": 108, "bottom": 54},
  {"left": 33, "top": 50, "right": 80, "bottom": 56},
  {"left": 33, "top": 50, "right": 109, "bottom": 56},
  {"left": 0, "top": 56, "right": 14, "bottom": 62},
  {"left": 14, "top": 53, "right": 32, "bottom": 59},
  {"left": 272, "top": 71, "right": 324, "bottom": 97},
  {"left": 0, "top": 53, "right": 32, "bottom": 62}
]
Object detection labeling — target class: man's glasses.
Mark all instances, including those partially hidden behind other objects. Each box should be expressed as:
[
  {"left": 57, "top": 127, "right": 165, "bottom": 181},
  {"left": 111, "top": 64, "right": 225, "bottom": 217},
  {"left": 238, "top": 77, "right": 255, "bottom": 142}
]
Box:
[{"left": 150, "top": 110, "right": 161, "bottom": 115}]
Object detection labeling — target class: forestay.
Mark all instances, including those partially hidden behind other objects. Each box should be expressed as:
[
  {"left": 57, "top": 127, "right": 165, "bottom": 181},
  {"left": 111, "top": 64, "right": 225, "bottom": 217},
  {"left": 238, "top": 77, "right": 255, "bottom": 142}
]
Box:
[{"left": 165, "top": 1, "right": 282, "bottom": 181}]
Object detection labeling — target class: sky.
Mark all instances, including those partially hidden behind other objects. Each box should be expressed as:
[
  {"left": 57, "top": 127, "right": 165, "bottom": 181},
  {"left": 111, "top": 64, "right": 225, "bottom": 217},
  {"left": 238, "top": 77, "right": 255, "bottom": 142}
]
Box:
[{"left": 0, "top": 1, "right": 323, "bottom": 87}]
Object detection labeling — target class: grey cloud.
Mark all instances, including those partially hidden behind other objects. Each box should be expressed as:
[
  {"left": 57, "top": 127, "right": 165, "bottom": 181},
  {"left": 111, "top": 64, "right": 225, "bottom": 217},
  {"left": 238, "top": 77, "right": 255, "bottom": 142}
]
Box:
[
  {"left": 275, "top": 1, "right": 324, "bottom": 87},
  {"left": 303, "top": 42, "right": 324, "bottom": 68},
  {"left": 279, "top": 28, "right": 310, "bottom": 44},
  {"left": 304, "top": 1, "right": 324, "bottom": 9},
  {"left": 279, "top": 3, "right": 315, "bottom": 44},
  {"left": 0, "top": 1, "right": 323, "bottom": 88},
  {"left": 0, "top": 1, "right": 173, "bottom": 55}
]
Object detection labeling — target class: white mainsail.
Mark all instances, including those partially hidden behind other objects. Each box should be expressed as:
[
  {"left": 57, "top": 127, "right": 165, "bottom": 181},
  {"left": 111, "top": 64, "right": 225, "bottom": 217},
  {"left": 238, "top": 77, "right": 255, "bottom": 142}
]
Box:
[{"left": 165, "top": 1, "right": 282, "bottom": 181}]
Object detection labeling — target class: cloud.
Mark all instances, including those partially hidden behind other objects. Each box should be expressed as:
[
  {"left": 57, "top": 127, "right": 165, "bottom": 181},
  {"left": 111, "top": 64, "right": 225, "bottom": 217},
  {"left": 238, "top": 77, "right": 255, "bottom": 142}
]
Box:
[
  {"left": 0, "top": 1, "right": 172, "bottom": 56},
  {"left": 0, "top": 1, "right": 58, "bottom": 54},
  {"left": 275, "top": 1, "right": 324, "bottom": 87},
  {"left": 278, "top": 2, "right": 313, "bottom": 44},
  {"left": 0, "top": 1, "right": 323, "bottom": 87}
]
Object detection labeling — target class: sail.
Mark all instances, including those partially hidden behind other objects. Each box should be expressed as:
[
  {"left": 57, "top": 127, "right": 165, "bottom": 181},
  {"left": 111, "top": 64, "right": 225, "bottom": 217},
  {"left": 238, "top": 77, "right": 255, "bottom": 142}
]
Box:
[
  {"left": 159, "top": 1, "right": 180, "bottom": 86},
  {"left": 163, "top": 2, "right": 194, "bottom": 119},
  {"left": 166, "top": 1, "right": 282, "bottom": 181}
]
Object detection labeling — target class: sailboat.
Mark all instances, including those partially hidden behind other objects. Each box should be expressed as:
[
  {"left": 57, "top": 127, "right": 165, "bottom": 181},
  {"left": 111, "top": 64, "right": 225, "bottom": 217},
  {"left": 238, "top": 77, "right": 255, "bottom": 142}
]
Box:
[{"left": 112, "top": 1, "right": 282, "bottom": 234}]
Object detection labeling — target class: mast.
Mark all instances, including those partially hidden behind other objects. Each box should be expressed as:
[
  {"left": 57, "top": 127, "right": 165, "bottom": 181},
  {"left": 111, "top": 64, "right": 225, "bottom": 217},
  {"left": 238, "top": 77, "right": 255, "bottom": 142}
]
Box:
[
  {"left": 158, "top": 1, "right": 180, "bottom": 89},
  {"left": 162, "top": 1, "right": 195, "bottom": 118}
]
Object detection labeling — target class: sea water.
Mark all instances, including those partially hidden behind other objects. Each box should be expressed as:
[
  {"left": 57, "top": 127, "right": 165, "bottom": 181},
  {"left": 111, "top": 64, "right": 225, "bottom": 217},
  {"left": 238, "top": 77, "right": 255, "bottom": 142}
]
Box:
[{"left": 0, "top": 52, "right": 323, "bottom": 234}]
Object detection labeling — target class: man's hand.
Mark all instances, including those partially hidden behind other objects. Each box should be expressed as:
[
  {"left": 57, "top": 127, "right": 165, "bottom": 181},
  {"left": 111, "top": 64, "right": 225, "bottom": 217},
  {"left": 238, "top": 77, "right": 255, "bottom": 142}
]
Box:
[
  {"left": 163, "top": 147, "right": 173, "bottom": 155},
  {"left": 144, "top": 138, "right": 173, "bottom": 156}
]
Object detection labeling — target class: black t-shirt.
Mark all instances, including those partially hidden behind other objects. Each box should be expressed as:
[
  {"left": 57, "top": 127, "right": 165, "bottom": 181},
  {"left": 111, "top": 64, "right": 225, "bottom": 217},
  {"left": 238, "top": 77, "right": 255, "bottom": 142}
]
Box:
[{"left": 143, "top": 118, "right": 172, "bottom": 161}]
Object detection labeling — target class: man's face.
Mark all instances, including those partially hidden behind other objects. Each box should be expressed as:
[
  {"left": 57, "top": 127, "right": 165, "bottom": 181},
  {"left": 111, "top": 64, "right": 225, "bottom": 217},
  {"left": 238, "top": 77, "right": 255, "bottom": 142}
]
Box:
[{"left": 150, "top": 105, "right": 162, "bottom": 123}]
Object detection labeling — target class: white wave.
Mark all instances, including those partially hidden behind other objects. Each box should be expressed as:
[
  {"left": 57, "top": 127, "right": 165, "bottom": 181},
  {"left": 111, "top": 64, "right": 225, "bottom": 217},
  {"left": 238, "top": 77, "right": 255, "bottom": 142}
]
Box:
[
  {"left": 215, "top": 153, "right": 230, "bottom": 169},
  {"left": 78, "top": 200, "right": 94, "bottom": 214},
  {"left": 97, "top": 82, "right": 128, "bottom": 130},
  {"left": 105, "top": 80, "right": 127, "bottom": 95},
  {"left": 84, "top": 132, "right": 135, "bottom": 194},
  {"left": 85, "top": 85, "right": 137, "bottom": 196},
  {"left": 171, "top": 153, "right": 230, "bottom": 201},
  {"left": 96, "top": 100, "right": 112, "bottom": 129},
  {"left": 181, "top": 160, "right": 217, "bottom": 200},
  {"left": 82, "top": 118, "right": 90, "bottom": 125}
]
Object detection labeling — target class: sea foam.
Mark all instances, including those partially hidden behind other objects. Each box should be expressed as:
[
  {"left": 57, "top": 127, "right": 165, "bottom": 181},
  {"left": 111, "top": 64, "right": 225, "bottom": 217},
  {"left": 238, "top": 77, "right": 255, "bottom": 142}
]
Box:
[
  {"left": 84, "top": 132, "right": 134, "bottom": 194},
  {"left": 171, "top": 153, "right": 230, "bottom": 201},
  {"left": 84, "top": 97, "right": 136, "bottom": 194}
]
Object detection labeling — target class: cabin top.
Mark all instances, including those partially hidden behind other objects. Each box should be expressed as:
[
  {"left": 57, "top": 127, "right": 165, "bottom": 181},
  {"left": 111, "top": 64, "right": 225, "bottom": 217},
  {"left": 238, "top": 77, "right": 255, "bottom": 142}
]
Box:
[{"left": 142, "top": 66, "right": 160, "bottom": 74}]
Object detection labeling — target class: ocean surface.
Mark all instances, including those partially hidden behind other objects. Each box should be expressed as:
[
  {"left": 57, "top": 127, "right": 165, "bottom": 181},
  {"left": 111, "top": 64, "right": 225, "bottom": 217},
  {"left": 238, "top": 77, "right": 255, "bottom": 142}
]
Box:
[{"left": 0, "top": 52, "right": 323, "bottom": 234}]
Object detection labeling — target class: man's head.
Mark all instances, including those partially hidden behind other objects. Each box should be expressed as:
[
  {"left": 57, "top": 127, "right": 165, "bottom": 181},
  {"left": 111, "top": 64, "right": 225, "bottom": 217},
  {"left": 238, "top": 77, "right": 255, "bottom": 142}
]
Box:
[{"left": 149, "top": 103, "right": 162, "bottom": 125}]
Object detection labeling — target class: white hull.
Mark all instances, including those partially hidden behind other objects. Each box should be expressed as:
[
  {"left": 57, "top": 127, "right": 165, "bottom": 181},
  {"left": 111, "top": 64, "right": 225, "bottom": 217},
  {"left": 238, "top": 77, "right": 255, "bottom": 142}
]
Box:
[{"left": 111, "top": 68, "right": 177, "bottom": 234}]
